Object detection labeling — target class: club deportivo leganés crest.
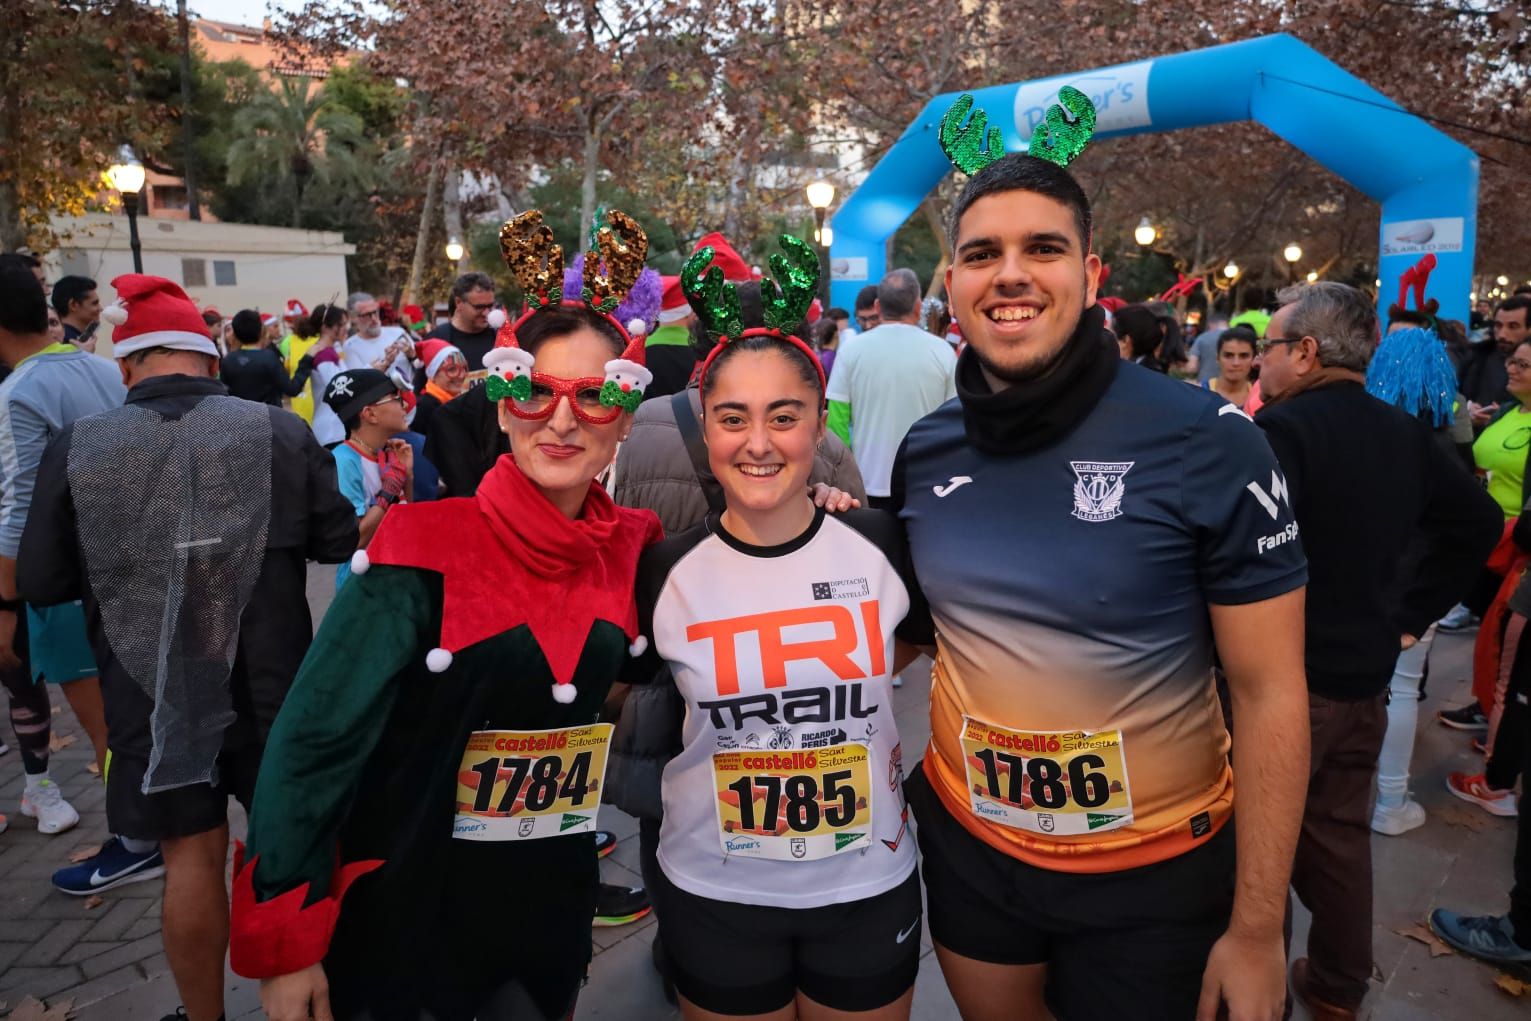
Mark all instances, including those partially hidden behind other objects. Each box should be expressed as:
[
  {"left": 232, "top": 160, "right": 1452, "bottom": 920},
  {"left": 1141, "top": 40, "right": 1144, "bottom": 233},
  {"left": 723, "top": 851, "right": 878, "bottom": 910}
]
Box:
[{"left": 1069, "top": 461, "right": 1134, "bottom": 522}]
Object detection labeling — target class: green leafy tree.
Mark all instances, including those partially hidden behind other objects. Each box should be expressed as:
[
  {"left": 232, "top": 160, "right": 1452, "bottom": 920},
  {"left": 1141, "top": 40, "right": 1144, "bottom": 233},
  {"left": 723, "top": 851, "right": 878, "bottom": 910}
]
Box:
[
  {"left": 0, "top": 0, "right": 177, "bottom": 250},
  {"left": 225, "top": 75, "right": 370, "bottom": 229}
]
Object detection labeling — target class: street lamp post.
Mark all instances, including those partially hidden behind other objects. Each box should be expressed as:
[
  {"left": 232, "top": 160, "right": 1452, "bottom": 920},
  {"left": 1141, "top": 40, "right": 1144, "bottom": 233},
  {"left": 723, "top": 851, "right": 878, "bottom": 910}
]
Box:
[
  {"left": 806, "top": 179, "right": 835, "bottom": 305},
  {"left": 1283, "top": 242, "right": 1302, "bottom": 284},
  {"left": 106, "top": 145, "right": 146, "bottom": 273},
  {"left": 1133, "top": 217, "right": 1157, "bottom": 247},
  {"left": 445, "top": 237, "right": 465, "bottom": 265}
]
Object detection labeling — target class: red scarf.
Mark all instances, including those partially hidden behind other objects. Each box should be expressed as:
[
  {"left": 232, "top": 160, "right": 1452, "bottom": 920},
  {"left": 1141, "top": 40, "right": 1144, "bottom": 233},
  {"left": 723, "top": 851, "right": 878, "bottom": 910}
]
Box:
[{"left": 364, "top": 455, "right": 662, "bottom": 688}]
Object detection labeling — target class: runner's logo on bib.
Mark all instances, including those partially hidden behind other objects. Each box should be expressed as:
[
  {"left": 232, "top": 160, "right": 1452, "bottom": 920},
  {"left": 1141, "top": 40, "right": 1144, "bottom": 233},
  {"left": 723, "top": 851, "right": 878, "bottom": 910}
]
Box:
[
  {"left": 959, "top": 717, "right": 1133, "bottom": 836},
  {"left": 712, "top": 743, "right": 873, "bottom": 860},
  {"left": 453, "top": 724, "right": 612, "bottom": 841}
]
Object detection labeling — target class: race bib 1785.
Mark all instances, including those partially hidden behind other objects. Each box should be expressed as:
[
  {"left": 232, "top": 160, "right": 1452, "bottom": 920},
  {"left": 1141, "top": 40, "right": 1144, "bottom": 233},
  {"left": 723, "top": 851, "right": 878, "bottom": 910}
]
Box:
[
  {"left": 959, "top": 717, "right": 1133, "bottom": 836},
  {"left": 453, "top": 724, "right": 612, "bottom": 842},
  {"left": 711, "top": 743, "right": 873, "bottom": 861}
]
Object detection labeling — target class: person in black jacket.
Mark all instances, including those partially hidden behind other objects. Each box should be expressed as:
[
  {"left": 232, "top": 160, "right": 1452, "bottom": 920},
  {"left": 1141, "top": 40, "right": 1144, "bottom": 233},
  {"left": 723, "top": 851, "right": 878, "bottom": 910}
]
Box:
[
  {"left": 1255, "top": 281, "right": 1502, "bottom": 1020},
  {"left": 16, "top": 276, "right": 358, "bottom": 1021},
  {"left": 221, "top": 308, "right": 315, "bottom": 406}
]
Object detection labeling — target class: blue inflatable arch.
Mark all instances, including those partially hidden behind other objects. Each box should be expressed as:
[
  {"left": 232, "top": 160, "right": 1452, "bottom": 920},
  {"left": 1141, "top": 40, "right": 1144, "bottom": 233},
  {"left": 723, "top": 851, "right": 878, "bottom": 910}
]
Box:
[{"left": 828, "top": 33, "right": 1478, "bottom": 326}]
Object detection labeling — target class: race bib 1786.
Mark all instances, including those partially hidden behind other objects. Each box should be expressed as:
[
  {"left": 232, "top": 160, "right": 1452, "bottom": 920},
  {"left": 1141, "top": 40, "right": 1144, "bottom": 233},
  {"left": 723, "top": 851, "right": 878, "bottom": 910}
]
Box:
[
  {"left": 453, "top": 724, "right": 612, "bottom": 842},
  {"left": 959, "top": 717, "right": 1133, "bottom": 836},
  {"left": 711, "top": 743, "right": 873, "bottom": 861}
]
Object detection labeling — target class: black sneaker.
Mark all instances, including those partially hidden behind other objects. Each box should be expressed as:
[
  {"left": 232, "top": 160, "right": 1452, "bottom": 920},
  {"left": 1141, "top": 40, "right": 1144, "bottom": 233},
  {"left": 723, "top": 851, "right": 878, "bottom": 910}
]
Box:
[
  {"left": 594, "top": 882, "right": 652, "bottom": 927},
  {"left": 1438, "top": 703, "right": 1489, "bottom": 732},
  {"left": 595, "top": 829, "right": 617, "bottom": 859}
]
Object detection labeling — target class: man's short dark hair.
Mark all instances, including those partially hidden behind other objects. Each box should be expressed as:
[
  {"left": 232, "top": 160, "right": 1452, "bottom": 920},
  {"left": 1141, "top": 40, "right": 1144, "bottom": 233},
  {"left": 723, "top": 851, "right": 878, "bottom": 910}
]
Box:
[
  {"left": 854, "top": 286, "right": 878, "bottom": 313},
  {"left": 946, "top": 154, "right": 1092, "bottom": 253},
  {"left": 451, "top": 272, "right": 496, "bottom": 302},
  {"left": 232, "top": 309, "right": 263, "bottom": 344},
  {"left": 51, "top": 275, "right": 96, "bottom": 318},
  {"left": 826, "top": 307, "right": 849, "bottom": 323},
  {"left": 1513, "top": 285, "right": 1531, "bottom": 297},
  {"left": 1498, "top": 295, "right": 1531, "bottom": 319},
  {"left": 0, "top": 264, "right": 49, "bottom": 335}
]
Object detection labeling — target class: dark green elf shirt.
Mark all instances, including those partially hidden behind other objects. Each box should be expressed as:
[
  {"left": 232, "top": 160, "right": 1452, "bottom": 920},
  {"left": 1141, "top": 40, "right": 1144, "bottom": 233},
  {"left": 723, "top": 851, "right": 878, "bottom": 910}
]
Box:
[{"left": 236, "top": 564, "right": 631, "bottom": 1020}]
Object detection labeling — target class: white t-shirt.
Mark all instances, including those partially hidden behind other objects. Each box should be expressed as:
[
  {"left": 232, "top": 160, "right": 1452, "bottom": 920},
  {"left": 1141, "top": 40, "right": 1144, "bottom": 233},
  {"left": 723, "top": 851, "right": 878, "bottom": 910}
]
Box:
[
  {"left": 825, "top": 322, "right": 957, "bottom": 496},
  {"left": 632, "top": 508, "right": 926, "bottom": 909},
  {"left": 342, "top": 326, "right": 412, "bottom": 376}
]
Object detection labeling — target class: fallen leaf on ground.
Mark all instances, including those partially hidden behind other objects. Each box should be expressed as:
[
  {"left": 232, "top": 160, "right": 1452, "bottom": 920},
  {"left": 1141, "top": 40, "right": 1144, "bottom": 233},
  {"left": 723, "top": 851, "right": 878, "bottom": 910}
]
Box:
[
  {"left": 82, "top": 894, "right": 103, "bottom": 910},
  {"left": 46, "top": 733, "right": 76, "bottom": 752},
  {"left": 1395, "top": 922, "right": 1454, "bottom": 957},
  {"left": 67, "top": 843, "right": 101, "bottom": 863},
  {"left": 5, "top": 994, "right": 75, "bottom": 1020},
  {"left": 1496, "top": 972, "right": 1529, "bottom": 996},
  {"left": 85, "top": 762, "right": 99, "bottom": 775}
]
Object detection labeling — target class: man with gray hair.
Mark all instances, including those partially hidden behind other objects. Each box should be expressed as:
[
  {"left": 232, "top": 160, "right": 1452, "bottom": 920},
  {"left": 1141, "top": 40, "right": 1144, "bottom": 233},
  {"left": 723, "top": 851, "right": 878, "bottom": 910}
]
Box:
[
  {"left": 342, "top": 291, "right": 412, "bottom": 378},
  {"left": 826, "top": 267, "right": 957, "bottom": 508},
  {"left": 1256, "top": 281, "right": 1501, "bottom": 1019}
]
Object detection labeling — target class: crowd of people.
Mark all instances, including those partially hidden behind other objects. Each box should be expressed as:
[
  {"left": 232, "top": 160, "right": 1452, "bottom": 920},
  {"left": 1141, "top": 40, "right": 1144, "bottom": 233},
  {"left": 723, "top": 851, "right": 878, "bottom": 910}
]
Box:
[{"left": 0, "top": 84, "right": 1527, "bottom": 1021}]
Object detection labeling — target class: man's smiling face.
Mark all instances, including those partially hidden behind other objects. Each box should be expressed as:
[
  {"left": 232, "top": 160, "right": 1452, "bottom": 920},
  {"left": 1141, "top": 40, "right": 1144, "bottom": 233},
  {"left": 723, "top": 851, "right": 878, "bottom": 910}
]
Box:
[{"left": 945, "top": 188, "right": 1100, "bottom": 386}]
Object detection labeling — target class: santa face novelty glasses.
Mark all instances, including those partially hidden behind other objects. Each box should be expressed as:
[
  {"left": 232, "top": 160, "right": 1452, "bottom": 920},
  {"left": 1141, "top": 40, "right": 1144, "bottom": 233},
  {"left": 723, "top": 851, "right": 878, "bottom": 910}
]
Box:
[{"left": 505, "top": 373, "right": 624, "bottom": 425}]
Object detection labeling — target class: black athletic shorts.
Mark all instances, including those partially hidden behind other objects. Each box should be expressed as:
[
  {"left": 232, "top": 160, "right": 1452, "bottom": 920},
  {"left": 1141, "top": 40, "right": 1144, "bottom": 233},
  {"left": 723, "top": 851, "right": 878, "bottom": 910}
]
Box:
[
  {"left": 654, "top": 866, "right": 923, "bottom": 1015},
  {"left": 102, "top": 665, "right": 272, "bottom": 841},
  {"left": 906, "top": 764, "right": 1235, "bottom": 1021}
]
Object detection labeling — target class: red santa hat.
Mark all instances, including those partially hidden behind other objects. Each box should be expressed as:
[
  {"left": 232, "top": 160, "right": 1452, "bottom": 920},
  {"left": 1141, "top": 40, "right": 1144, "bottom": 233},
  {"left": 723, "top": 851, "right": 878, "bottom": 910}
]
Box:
[
  {"left": 283, "top": 298, "right": 308, "bottom": 322},
  {"left": 101, "top": 274, "right": 221, "bottom": 359},
  {"left": 657, "top": 275, "right": 690, "bottom": 324},
  {"left": 414, "top": 338, "right": 463, "bottom": 379},
  {"left": 260, "top": 312, "right": 278, "bottom": 328},
  {"left": 692, "top": 232, "right": 752, "bottom": 284}
]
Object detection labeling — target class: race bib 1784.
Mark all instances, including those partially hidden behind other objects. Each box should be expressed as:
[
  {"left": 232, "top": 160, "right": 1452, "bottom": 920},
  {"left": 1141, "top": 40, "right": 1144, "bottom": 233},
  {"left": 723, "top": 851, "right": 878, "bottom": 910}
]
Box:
[
  {"left": 711, "top": 743, "right": 873, "bottom": 861},
  {"left": 959, "top": 717, "right": 1133, "bottom": 836},
  {"left": 453, "top": 724, "right": 612, "bottom": 842}
]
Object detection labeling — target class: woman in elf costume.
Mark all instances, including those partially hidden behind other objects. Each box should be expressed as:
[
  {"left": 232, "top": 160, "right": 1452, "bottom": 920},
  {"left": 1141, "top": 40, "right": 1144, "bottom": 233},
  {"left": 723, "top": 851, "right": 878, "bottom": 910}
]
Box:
[{"left": 230, "top": 210, "right": 663, "bottom": 1021}]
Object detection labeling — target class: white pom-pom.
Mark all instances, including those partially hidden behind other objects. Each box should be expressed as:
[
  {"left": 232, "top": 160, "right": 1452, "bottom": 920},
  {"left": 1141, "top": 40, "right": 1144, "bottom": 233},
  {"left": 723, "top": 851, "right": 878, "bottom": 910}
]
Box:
[
  {"left": 487, "top": 307, "right": 508, "bottom": 329},
  {"left": 412, "top": 357, "right": 424, "bottom": 368},
  {"left": 426, "top": 647, "right": 453, "bottom": 673},
  {"left": 629, "top": 636, "right": 648, "bottom": 657},
  {"left": 100, "top": 302, "right": 128, "bottom": 326},
  {"left": 349, "top": 550, "right": 371, "bottom": 575},
  {"left": 551, "top": 682, "right": 578, "bottom": 704},
  {"left": 626, "top": 317, "right": 648, "bottom": 338}
]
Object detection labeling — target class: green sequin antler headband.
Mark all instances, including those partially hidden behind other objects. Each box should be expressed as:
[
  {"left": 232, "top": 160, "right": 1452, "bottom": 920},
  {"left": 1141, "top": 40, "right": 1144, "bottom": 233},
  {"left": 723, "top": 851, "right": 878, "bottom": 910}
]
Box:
[
  {"left": 685, "top": 234, "right": 826, "bottom": 391},
  {"left": 939, "top": 86, "right": 1098, "bottom": 175}
]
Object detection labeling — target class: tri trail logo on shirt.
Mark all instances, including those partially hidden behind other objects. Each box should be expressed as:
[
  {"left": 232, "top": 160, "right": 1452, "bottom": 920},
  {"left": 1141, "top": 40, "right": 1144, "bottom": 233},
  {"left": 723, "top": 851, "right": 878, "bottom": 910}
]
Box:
[
  {"left": 811, "top": 577, "right": 871, "bottom": 601},
  {"left": 1069, "top": 461, "right": 1134, "bottom": 522}
]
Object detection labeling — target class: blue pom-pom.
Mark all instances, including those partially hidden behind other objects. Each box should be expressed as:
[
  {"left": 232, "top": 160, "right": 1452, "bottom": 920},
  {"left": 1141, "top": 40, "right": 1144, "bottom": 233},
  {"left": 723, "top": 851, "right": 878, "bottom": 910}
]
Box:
[{"left": 1366, "top": 327, "right": 1457, "bottom": 427}]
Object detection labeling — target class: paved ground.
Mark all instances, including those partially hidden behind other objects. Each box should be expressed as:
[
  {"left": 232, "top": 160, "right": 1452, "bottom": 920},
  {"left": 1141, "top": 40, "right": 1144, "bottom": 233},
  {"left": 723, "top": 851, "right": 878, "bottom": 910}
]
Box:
[{"left": 0, "top": 568, "right": 1525, "bottom": 1019}]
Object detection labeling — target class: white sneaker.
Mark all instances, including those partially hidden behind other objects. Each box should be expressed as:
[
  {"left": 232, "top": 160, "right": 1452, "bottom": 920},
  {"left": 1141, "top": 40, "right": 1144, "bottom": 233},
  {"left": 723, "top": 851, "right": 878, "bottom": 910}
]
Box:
[
  {"left": 1371, "top": 797, "right": 1426, "bottom": 836},
  {"left": 20, "top": 779, "right": 80, "bottom": 835}
]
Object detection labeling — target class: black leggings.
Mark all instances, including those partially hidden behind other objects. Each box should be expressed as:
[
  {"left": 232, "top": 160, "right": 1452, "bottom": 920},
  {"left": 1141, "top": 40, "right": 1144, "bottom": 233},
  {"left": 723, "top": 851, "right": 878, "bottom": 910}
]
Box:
[{"left": 1, "top": 662, "right": 51, "bottom": 775}]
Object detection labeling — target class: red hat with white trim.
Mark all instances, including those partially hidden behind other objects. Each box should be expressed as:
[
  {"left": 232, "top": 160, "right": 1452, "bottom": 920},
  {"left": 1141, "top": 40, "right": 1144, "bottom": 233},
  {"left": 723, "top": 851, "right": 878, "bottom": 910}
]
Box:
[
  {"left": 691, "top": 232, "right": 752, "bottom": 283},
  {"left": 283, "top": 298, "right": 308, "bottom": 322},
  {"left": 657, "top": 275, "right": 690, "bottom": 324},
  {"left": 101, "top": 274, "right": 220, "bottom": 359},
  {"left": 414, "top": 338, "right": 463, "bottom": 379}
]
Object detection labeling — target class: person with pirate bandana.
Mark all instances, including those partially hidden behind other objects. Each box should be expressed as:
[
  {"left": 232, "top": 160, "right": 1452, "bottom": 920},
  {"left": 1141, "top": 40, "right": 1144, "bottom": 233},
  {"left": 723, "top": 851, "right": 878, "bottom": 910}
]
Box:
[
  {"left": 229, "top": 210, "right": 664, "bottom": 1021},
  {"left": 893, "top": 91, "right": 1310, "bottom": 1020},
  {"left": 626, "top": 238, "right": 931, "bottom": 1019}
]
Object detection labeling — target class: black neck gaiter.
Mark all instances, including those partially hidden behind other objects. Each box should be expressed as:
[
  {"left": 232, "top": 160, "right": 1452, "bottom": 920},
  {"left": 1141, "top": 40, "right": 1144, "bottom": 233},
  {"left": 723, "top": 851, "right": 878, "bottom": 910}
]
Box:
[{"left": 956, "top": 304, "right": 1119, "bottom": 455}]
